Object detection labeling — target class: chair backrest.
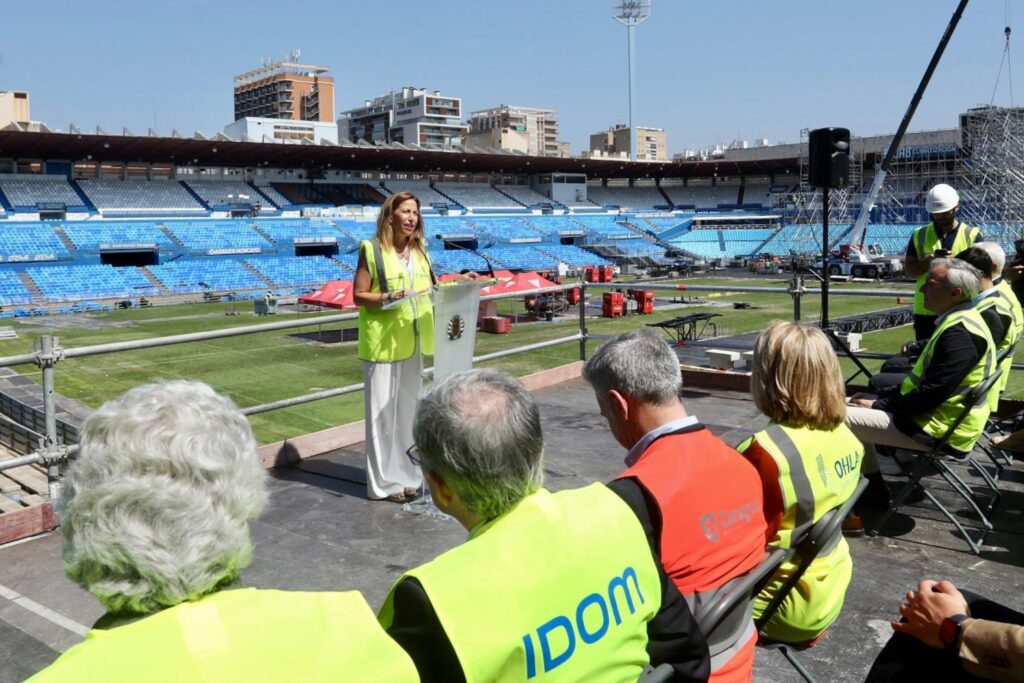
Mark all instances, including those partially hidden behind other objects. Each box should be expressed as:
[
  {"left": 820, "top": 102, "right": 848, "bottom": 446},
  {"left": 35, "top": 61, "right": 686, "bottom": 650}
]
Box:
[
  {"left": 694, "top": 546, "right": 790, "bottom": 640},
  {"left": 931, "top": 367, "right": 1003, "bottom": 455},
  {"left": 756, "top": 477, "right": 868, "bottom": 632},
  {"left": 637, "top": 663, "right": 676, "bottom": 683}
]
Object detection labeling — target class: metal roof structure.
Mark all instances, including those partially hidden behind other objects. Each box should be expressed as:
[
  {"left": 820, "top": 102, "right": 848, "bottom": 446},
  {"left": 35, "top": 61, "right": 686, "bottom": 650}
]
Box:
[{"left": 0, "top": 130, "right": 800, "bottom": 180}]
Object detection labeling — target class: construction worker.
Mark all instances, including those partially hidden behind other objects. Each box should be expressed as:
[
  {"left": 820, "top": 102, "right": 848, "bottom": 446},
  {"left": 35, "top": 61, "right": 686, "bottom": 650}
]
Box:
[{"left": 904, "top": 184, "right": 983, "bottom": 340}]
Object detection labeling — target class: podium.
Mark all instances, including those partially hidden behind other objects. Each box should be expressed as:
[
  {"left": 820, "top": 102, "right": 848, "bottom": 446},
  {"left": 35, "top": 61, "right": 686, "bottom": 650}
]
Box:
[{"left": 383, "top": 279, "right": 489, "bottom": 382}]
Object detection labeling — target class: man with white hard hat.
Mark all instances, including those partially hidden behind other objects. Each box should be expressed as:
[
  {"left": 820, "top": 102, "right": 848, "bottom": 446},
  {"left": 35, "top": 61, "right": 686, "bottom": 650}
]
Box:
[{"left": 904, "top": 184, "right": 983, "bottom": 340}]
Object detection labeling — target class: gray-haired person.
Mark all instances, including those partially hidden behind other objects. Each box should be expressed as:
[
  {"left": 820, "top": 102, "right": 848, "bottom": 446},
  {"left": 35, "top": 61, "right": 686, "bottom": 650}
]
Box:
[
  {"left": 378, "top": 368, "right": 709, "bottom": 683},
  {"left": 30, "top": 381, "right": 416, "bottom": 682},
  {"left": 845, "top": 258, "right": 997, "bottom": 533},
  {"left": 583, "top": 328, "right": 767, "bottom": 681}
]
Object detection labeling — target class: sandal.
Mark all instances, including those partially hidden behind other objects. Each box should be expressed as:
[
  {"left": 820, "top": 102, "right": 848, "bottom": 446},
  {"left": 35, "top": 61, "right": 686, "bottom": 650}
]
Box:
[
  {"left": 383, "top": 492, "right": 407, "bottom": 503},
  {"left": 404, "top": 487, "right": 420, "bottom": 500}
]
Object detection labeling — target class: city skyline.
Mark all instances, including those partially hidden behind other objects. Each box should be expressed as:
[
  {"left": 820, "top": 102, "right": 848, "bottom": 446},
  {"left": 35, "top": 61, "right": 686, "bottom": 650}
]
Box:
[{"left": 1, "top": 0, "right": 1016, "bottom": 155}]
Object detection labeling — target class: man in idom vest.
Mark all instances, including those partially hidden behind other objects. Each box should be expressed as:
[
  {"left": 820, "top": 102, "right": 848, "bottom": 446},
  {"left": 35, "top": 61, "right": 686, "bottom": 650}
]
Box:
[
  {"left": 904, "top": 184, "right": 982, "bottom": 341},
  {"left": 379, "top": 369, "right": 710, "bottom": 683},
  {"left": 583, "top": 329, "right": 767, "bottom": 683},
  {"left": 848, "top": 258, "right": 996, "bottom": 496}
]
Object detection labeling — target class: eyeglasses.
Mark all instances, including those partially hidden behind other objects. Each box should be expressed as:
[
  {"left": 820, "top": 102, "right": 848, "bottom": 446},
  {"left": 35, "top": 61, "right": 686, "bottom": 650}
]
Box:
[{"left": 405, "top": 444, "right": 422, "bottom": 467}]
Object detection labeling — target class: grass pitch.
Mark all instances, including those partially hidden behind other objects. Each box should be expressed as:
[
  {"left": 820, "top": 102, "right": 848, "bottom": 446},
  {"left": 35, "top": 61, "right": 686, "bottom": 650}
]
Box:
[{"left": 0, "top": 277, "right": 1014, "bottom": 444}]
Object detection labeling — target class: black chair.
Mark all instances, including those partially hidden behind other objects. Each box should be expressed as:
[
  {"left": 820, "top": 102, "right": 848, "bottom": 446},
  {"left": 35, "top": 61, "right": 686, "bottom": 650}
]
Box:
[
  {"left": 754, "top": 477, "right": 869, "bottom": 683},
  {"left": 694, "top": 546, "right": 790, "bottom": 647},
  {"left": 869, "top": 369, "right": 1004, "bottom": 555},
  {"left": 637, "top": 663, "right": 675, "bottom": 683}
]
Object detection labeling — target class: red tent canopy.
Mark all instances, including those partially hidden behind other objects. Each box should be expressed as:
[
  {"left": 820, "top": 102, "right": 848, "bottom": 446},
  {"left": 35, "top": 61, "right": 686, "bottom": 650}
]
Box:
[
  {"left": 298, "top": 280, "right": 356, "bottom": 310},
  {"left": 480, "top": 271, "right": 558, "bottom": 296}
]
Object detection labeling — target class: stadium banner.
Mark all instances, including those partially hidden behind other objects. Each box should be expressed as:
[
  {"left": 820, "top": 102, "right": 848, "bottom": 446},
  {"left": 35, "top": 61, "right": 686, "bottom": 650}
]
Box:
[
  {"left": 4, "top": 254, "right": 57, "bottom": 263},
  {"left": 208, "top": 247, "right": 261, "bottom": 255},
  {"left": 99, "top": 242, "right": 158, "bottom": 251},
  {"left": 431, "top": 280, "right": 484, "bottom": 383}
]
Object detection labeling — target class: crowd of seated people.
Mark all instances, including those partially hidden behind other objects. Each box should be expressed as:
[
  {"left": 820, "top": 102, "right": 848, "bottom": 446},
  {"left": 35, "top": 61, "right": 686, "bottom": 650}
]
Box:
[{"left": 29, "top": 315, "right": 1022, "bottom": 680}]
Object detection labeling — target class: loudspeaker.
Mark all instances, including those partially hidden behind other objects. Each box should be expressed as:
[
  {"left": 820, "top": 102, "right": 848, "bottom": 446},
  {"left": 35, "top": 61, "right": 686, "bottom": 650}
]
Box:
[{"left": 808, "top": 127, "right": 850, "bottom": 188}]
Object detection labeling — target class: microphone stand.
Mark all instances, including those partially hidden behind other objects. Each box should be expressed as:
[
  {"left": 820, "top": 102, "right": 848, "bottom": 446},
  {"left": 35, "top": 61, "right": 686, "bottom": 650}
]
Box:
[{"left": 434, "top": 234, "right": 497, "bottom": 279}]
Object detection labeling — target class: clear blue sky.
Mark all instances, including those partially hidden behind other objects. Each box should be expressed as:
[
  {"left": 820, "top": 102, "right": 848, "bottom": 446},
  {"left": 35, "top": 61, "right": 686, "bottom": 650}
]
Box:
[{"left": 2, "top": 0, "right": 1017, "bottom": 155}]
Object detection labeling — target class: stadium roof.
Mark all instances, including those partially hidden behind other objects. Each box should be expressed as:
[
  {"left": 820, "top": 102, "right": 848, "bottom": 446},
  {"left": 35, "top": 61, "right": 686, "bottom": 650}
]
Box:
[{"left": 0, "top": 130, "right": 799, "bottom": 179}]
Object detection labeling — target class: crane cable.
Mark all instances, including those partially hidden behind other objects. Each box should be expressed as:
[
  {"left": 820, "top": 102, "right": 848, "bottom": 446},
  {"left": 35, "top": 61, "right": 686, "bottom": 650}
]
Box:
[{"left": 990, "top": 1, "right": 1014, "bottom": 106}]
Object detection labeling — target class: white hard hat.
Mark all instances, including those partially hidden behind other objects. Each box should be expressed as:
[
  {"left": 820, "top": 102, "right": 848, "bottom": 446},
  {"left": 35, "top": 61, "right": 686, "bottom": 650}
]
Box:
[{"left": 926, "top": 183, "right": 960, "bottom": 214}]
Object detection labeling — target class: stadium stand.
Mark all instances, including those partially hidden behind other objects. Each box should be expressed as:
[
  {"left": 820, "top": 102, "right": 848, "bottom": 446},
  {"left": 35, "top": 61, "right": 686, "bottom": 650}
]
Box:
[
  {"left": 0, "top": 174, "right": 86, "bottom": 209},
  {"left": 245, "top": 255, "right": 352, "bottom": 286},
  {"left": 59, "top": 221, "right": 176, "bottom": 250},
  {"left": 251, "top": 183, "right": 292, "bottom": 208},
  {"left": 637, "top": 215, "right": 689, "bottom": 233},
  {"left": 435, "top": 183, "right": 523, "bottom": 210},
  {"left": 468, "top": 217, "right": 543, "bottom": 242},
  {"left": 331, "top": 220, "right": 377, "bottom": 242},
  {"left": 164, "top": 220, "right": 273, "bottom": 252},
  {"left": 77, "top": 179, "right": 205, "bottom": 216},
  {"left": 666, "top": 185, "right": 741, "bottom": 209},
  {"left": 255, "top": 219, "right": 344, "bottom": 245},
  {"left": 380, "top": 180, "right": 453, "bottom": 208},
  {"left": 184, "top": 179, "right": 279, "bottom": 211},
  {"left": 586, "top": 185, "right": 668, "bottom": 210},
  {"left": 0, "top": 270, "right": 34, "bottom": 306},
  {"left": 571, "top": 214, "right": 638, "bottom": 238},
  {"left": 429, "top": 248, "right": 490, "bottom": 274},
  {"left": 147, "top": 258, "right": 268, "bottom": 293},
  {"left": 0, "top": 222, "right": 71, "bottom": 259},
  {"left": 538, "top": 244, "right": 610, "bottom": 267},
  {"left": 26, "top": 264, "right": 160, "bottom": 302},
  {"left": 740, "top": 183, "right": 772, "bottom": 207},
  {"left": 494, "top": 184, "right": 557, "bottom": 207}
]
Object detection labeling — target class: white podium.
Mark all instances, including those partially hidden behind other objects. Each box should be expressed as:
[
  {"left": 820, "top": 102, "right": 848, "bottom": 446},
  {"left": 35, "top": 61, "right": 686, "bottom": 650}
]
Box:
[{"left": 382, "top": 279, "right": 489, "bottom": 382}]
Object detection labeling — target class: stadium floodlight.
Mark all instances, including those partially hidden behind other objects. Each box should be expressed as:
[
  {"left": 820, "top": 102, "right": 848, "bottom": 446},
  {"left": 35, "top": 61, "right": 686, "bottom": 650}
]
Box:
[{"left": 612, "top": 0, "right": 651, "bottom": 162}]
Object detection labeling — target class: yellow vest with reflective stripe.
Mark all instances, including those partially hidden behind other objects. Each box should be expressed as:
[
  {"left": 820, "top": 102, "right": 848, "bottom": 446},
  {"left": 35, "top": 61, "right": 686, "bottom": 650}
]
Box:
[
  {"left": 900, "top": 306, "right": 995, "bottom": 452},
  {"left": 28, "top": 589, "right": 418, "bottom": 682},
  {"left": 976, "top": 288, "right": 1020, "bottom": 406},
  {"left": 911, "top": 223, "right": 981, "bottom": 314},
  {"left": 996, "top": 279, "right": 1024, "bottom": 332},
  {"left": 738, "top": 423, "right": 862, "bottom": 642},
  {"left": 378, "top": 485, "right": 662, "bottom": 683},
  {"left": 358, "top": 239, "right": 435, "bottom": 361}
]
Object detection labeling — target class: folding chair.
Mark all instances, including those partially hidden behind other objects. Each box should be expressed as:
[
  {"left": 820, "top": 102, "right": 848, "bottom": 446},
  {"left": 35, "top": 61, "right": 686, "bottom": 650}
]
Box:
[
  {"left": 754, "top": 477, "right": 869, "bottom": 683},
  {"left": 694, "top": 546, "right": 790, "bottom": 642},
  {"left": 869, "top": 369, "right": 1004, "bottom": 555},
  {"left": 637, "top": 664, "right": 675, "bottom": 683},
  {"left": 976, "top": 340, "right": 1020, "bottom": 479}
]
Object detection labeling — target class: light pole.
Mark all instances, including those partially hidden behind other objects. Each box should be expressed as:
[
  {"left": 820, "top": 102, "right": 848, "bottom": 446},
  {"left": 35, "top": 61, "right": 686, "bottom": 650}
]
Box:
[{"left": 613, "top": 1, "right": 651, "bottom": 162}]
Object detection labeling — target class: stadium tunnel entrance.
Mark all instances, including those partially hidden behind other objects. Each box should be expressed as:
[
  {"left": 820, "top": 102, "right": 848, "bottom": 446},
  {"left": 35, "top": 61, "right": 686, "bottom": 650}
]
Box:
[{"left": 100, "top": 249, "right": 159, "bottom": 267}]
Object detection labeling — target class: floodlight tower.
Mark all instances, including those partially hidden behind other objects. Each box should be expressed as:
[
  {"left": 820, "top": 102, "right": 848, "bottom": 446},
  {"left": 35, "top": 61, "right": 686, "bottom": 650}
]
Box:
[{"left": 613, "top": 0, "right": 651, "bottom": 162}]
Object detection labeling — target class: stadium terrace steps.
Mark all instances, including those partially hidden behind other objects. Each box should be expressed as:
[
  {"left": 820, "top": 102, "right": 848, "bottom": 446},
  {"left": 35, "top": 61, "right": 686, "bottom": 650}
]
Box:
[
  {"left": 0, "top": 186, "right": 14, "bottom": 213},
  {"left": 159, "top": 225, "right": 187, "bottom": 249},
  {"left": 178, "top": 181, "right": 212, "bottom": 211},
  {"left": 252, "top": 225, "right": 275, "bottom": 245},
  {"left": 15, "top": 272, "right": 44, "bottom": 305},
  {"left": 242, "top": 262, "right": 275, "bottom": 287},
  {"left": 137, "top": 267, "right": 168, "bottom": 293},
  {"left": 50, "top": 226, "right": 77, "bottom": 254}
]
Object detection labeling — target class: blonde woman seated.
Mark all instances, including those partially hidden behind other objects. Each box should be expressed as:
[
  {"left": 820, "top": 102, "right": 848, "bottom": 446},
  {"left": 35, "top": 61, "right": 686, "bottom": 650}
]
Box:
[{"left": 736, "top": 321, "right": 865, "bottom": 643}]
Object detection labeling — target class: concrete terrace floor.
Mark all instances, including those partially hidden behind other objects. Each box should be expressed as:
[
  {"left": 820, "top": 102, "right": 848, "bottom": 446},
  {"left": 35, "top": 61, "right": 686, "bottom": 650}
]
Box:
[{"left": 2, "top": 376, "right": 1024, "bottom": 682}]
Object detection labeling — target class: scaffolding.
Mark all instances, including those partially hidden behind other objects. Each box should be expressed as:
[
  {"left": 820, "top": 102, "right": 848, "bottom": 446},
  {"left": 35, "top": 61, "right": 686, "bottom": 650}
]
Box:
[{"left": 956, "top": 106, "right": 1024, "bottom": 229}]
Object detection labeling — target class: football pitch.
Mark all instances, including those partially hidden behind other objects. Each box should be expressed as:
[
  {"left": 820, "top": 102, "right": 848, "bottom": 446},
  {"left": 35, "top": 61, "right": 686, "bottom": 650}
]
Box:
[{"left": 0, "top": 277, "right": 1010, "bottom": 445}]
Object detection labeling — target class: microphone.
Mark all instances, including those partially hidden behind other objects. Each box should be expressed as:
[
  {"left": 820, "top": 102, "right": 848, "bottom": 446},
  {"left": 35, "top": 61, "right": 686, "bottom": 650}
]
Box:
[{"left": 434, "top": 233, "right": 497, "bottom": 279}]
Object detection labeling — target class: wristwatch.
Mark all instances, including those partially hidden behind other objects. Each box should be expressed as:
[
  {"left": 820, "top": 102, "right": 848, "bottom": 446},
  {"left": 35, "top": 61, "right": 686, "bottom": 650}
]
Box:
[{"left": 939, "top": 613, "right": 970, "bottom": 650}]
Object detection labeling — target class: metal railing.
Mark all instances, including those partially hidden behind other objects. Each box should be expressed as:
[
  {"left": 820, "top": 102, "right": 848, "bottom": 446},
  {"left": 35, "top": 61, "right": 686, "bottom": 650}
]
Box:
[
  {"left": 0, "top": 282, "right": 587, "bottom": 501},
  {"left": 8, "top": 271, "right": 1015, "bottom": 507}
]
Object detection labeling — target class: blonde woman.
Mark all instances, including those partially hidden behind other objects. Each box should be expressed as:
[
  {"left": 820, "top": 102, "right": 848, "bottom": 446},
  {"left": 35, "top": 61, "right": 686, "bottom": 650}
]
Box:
[
  {"left": 737, "top": 321, "right": 864, "bottom": 643},
  {"left": 354, "top": 192, "right": 437, "bottom": 503}
]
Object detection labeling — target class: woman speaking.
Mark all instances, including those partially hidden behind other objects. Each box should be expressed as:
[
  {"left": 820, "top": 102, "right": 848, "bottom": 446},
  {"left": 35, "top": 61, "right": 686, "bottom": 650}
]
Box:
[{"left": 354, "top": 192, "right": 437, "bottom": 503}]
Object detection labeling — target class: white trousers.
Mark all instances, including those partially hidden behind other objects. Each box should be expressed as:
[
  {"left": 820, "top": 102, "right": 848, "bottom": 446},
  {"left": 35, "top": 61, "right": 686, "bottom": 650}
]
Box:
[
  {"left": 845, "top": 406, "right": 931, "bottom": 474},
  {"left": 363, "top": 352, "right": 424, "bottom": 499}
]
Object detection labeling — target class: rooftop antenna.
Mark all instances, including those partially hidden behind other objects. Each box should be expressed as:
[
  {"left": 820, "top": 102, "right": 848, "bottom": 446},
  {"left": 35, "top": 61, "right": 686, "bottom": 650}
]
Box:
[{"left": 612, "top": 1, "right": 651, "bottom": 162}]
